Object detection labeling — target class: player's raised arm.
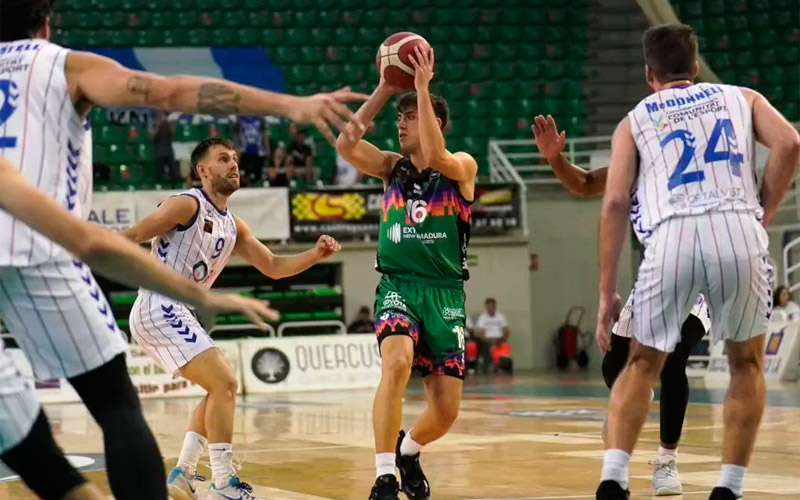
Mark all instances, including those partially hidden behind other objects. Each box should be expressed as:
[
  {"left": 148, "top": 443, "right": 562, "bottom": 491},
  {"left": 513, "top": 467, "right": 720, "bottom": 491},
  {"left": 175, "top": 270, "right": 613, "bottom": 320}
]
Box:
[
  {"left": 596, "top": 117, "right": 637, "bottom": 353},
  {"left": 532, "top": 115, "right": 608, "bottom": 198},
  {"left": 232, "top": 216, "right": 341, "bottom": 280},
  {"left": 0, "top": 157, "right": 277, "bottom": 327},
  {"left": 335, "top": 82, "right": 404, "bottom": 181},
  {"left": 742, "top": 88, "right": 800, "bottom": 227},
  {"left": 65, "top": 51, "right": 367, "bottom": 145},
  {"left": 122, "top": 195, "right": 199, "bottom": 244},
  {"left": 410, "top": 47, "right": 478, "bottom": 190}
]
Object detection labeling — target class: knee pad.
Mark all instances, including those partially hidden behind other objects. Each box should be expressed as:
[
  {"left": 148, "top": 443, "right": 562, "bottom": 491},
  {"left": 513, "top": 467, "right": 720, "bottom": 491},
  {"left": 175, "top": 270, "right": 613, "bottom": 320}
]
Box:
[{"left": 601, "top": 335, "right": 631, "bottom": 389}]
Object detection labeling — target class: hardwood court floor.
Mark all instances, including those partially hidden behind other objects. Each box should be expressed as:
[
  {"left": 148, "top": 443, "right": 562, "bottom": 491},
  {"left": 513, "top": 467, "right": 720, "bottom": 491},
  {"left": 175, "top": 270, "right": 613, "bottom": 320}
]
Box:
[{"left": 1, "top": 373, "right": 798, "bottom": 499}]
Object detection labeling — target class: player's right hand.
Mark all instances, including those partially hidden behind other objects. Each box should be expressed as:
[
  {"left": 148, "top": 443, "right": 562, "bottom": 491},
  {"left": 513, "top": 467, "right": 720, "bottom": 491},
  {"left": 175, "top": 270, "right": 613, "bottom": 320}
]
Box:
[
  {"left": 596, "top": 292, "right": 620, "bottom": 354},
  {"left": 289, "top": 86, "right": 369, "bottom": 146},
  {"left": 199, "top": 293, "right": 280, "bottom": 332},
  {"left": 532, "top": 115, "right": 567, "bottom": 161}
]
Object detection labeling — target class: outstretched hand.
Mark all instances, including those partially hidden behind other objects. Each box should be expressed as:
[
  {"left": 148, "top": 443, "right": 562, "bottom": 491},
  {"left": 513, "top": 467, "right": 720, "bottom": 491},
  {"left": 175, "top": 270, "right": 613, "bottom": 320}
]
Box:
[
  {"left": 289, "top": 86, "right": 369, "bottom": 146},
  {"left": 532, "top": 114, "right": 567, "bottom": 161}
]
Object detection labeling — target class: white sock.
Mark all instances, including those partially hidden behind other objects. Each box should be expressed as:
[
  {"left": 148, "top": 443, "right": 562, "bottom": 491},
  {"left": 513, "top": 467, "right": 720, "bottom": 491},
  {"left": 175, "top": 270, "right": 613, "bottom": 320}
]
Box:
[
  {"left": 718, "top": 464, "right": 746, "bottom": 497},
  {"left": 375, "top": 453, "right": 395, "bottom": 478},
  {"left": 177, "top": 431, "right": 207, "bottom": 475},
  {"left": 400, "top": 429, "right": 422, "bottom": 456},
  {"left": 209, "top": 443, "right": 235, "bottom": 488},
  {"left": 658, "top": 446, "right": 677, "bottom": 459},
  {"left": 601, "top": 449, "right": 630, "bottom": 490}
]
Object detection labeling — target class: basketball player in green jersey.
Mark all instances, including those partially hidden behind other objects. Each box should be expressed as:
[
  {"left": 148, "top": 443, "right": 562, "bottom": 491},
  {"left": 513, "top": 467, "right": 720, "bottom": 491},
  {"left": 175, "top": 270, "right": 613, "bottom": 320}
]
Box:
[{"left": 336, "top": 47, "right": 478, "bottom": 500}]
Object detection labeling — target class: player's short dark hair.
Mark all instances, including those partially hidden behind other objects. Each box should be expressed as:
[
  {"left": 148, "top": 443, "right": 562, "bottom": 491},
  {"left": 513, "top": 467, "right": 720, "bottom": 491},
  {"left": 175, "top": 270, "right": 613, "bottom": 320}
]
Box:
[
  {"left": 0, "top": 0, "right": 53, "bottom": 42},
  {"left": 485, "top": 297, "right": 496, "bottom": 305},
  {"left": 396, "top": 92, "right": 449, "bottom": 131},
  {"left": 190, "top": 137, "right": 236, "bottom": 173},
  {"left": 642, "top": 23, "right": 698, "bottom": 82}
]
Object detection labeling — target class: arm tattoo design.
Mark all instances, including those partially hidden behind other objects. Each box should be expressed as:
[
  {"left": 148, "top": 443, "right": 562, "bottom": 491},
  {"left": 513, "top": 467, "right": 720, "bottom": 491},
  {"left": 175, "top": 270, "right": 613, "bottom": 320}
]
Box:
[
  {"left": 197, "top": 83, "right": 241, "bottom": 114},
  {"left": 126, "top": 76, "right": 152, "bottom": 102}
]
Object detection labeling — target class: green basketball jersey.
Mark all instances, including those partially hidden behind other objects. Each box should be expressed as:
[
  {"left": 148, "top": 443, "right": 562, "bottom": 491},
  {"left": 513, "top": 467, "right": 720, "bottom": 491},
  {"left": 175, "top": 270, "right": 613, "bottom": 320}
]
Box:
[{"left": 376, "top": 158, "right": 472, "bottom": 282}]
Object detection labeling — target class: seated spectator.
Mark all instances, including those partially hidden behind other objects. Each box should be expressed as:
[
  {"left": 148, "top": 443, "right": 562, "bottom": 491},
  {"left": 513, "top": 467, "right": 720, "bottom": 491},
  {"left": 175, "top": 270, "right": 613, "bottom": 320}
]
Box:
[
  {"left": 335, "top": 153, "right": 362, "bottom": 186},
  {"left": 267, "top": 142, "right": 292, "bottom": 187},
  {"left": 348, "top": 306, "right": 374, "bottom": 333},
  {"left": 235, "top": 115, "right": 273, "bottom": 187},
  {"left": 476, "top": 298, "right": 512, "bottom": 373},
  {"left": 772, "top": 286, "right": 800, "bottom": 322},
  {"left": 151, "top": 111, "right": 178, "bottom": 183},
  {"left": 288, "top": 124, "right": 316, "bottom": 183}
]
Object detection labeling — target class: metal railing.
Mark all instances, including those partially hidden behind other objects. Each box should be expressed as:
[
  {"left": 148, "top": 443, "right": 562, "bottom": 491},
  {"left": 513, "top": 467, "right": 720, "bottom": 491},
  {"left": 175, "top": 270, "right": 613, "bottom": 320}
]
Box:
[
  {"left": 488, "top": 135, "right": 612, "bottom": 186},
  {"left": 276, "top": 320, "right": 347, "bottom": 337}
]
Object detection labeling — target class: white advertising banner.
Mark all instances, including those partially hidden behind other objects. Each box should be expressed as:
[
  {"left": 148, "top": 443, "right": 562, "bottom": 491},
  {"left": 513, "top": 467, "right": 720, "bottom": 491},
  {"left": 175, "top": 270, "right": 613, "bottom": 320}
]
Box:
[
  {"left": 241, "top": 335, "right": 382, "bottom": 394},
  {"left": 7, "top": 340, "right": 242, "bottom": 403},
  {"left": 705, "top": 320, "right": 800, "bottom": 383},
  {"left": 91, "top": 187, "right": 290, "bottom": 240},
  {"left": 126, "top": 340, "right": 243, "bottom": 399}
]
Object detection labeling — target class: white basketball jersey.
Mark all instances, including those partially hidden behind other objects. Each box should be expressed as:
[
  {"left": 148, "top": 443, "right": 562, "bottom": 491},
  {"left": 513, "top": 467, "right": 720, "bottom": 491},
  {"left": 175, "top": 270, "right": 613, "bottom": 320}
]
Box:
[
  {"left": 144, "top": 189, "right": 238, "bottom": 297},
  {"left": 628, "top": 83, "right": 760, "bottom": 243},
  {"left": 0, "top": 40, "right": 91, "bottom": 266}
]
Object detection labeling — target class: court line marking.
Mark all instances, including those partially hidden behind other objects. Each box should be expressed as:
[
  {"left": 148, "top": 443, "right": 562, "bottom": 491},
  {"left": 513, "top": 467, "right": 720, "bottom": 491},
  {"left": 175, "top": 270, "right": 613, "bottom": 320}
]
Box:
[{"left": 465, "top": 492, "right": 709, "bottom": 500}]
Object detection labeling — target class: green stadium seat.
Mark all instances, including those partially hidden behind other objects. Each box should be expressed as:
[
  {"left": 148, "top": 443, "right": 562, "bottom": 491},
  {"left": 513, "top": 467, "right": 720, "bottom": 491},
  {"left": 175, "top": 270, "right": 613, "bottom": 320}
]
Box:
[
  {"left": 135, "top": 30, "right": 161, "bottom": 46},
  {"left": 211, "top": 29, "right": 237, "bottom": 46},
  {"left": 467, "top": 62, "right": 492, "bottom": 81},
  {"left": 300, "top": 46, "right": 324, "bottom": 64},
  {"left": 261, "top": 29, "right": 285, "bottom": 46},
  {"left": 237, "top": 28, "right": 260, "bottom": 45},
  {"left": 163, "top": 30, "right": 190, "bottom": 46},
  {"left": 749, "top": 13, "right": 771, "bottom": 30},
  {"left": 294, "top": 11, "right": 319, "bottom": 28},
  {"left": 287, "top": 65, "right": 315, "bottom": 84},
  {"left": 188, "top": 29, "right": 211, "bottom": 46},
  {"left": 175, "top": 11, "right": 198, "bottom": 28},
  {"left": 121, "top": 0, "right": 145, "bottom": 10},
  {"left": 363, "top": 9, "right": 387, "bottom": 27}
]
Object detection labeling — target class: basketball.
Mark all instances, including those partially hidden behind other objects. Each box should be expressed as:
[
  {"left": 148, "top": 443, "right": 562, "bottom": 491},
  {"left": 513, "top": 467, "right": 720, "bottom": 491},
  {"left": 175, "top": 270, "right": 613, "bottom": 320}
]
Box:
[{"left": 375, "top": 32, "right": 432, "bottom": 90}]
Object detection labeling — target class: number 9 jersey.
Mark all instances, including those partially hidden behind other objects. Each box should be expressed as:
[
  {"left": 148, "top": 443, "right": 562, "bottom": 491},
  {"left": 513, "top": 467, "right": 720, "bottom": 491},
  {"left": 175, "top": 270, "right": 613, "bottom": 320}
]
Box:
[{"left": 628, "top": 82, "right": 762, "bottom": 244}]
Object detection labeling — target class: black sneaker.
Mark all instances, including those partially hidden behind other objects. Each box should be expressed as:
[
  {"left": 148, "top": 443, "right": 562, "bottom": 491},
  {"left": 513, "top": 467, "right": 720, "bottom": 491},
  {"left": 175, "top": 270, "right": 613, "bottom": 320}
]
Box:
[
  {"left": 369, "top": 474, "right": 399, "bottom": 500},
  {"left": 709, "top": 487, "right": 739, "bottom": 500},
  {"left": 596, "top": 480, "right": 630, "bottom": 500},
  {"left": 395, "top": 430, "right": 431, "bottom": 499}
]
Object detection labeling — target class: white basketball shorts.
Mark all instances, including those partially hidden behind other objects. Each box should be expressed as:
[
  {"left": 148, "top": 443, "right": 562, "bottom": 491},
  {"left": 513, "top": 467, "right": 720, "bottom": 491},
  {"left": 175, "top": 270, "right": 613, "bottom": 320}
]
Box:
[
  {"left": 128, "top": 293, "right": 214, "bottom": 374},
  {"left": 0, "top": 259, "right": 128, "bottom": 380},
  {"left": 631, "top": 212, "right": 772, "bottom": 352}
]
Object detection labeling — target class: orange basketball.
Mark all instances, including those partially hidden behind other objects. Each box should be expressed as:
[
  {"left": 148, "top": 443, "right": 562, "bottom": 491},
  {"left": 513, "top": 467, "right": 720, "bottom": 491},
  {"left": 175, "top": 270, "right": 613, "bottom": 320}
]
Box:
[{"left": 375, "top": 32, "right": 432, "bottom": 90}]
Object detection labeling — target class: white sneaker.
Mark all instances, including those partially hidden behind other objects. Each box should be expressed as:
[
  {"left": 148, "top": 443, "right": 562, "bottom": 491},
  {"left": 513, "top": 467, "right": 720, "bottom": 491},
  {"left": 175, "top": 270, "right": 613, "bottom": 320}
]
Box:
[
  {"left": 207, "top": 476, "right": 257, "bottom": 500},
  {"left": 651, "top": 455, "right": 682, "bottom": 496},
  {"left": 167, "top": 467, "right": 200, "bottom": 500}
]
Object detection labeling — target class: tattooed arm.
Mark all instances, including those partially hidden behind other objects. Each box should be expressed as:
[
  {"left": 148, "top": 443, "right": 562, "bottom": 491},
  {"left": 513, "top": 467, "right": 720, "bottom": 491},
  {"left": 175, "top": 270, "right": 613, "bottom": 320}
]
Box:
[{"left": 65, "top": 51, "right": 367, "bottom": 144}]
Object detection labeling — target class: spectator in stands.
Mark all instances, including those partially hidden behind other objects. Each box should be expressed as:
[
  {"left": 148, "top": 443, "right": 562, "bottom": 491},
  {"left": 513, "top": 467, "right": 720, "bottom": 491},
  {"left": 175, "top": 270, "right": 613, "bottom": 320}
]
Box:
[
  {"left": 348, "top": 306, "right": 375, "bottom": 333},
  {"left": 288, "top": 124, "right": 316, "bottom": 183},
  {"left": 334, "top": 123, "right": 373, "bottom": 186},
  {"left": 267, "top": 141, "right": 292, "bottom": 187},
  {"left": 476, "top": 298, "right": 511, "bottom": 372},
  {"left": 772, "top": 286, "right": 800, "bottom": 322},
  {"left": 335, "top": 153, "right": 362, "bottom": 186},
  {"left": 235, "top": 116, "right": 273, "bottom": 187},
  {"left": 151, "top": 111, "right": 178, "bottom": 183}
]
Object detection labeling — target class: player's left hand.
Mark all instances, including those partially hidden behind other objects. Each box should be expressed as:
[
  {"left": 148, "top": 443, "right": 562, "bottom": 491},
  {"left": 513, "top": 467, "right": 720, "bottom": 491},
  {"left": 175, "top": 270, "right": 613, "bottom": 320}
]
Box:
[
  {"left": 288, "top": 86, "right": 369, "bottom": 147},
  {"left": 532, "top": 115, "right": 567, "bottom": 161},
  {"left": 315, "top": 235, "right": 341, "bottom": 259},
  {"left": 409, "top": 46, "right": 435, "bottom": 91},
  {"left": 596, "top": 292, "right": 622, "bottom": 353}
]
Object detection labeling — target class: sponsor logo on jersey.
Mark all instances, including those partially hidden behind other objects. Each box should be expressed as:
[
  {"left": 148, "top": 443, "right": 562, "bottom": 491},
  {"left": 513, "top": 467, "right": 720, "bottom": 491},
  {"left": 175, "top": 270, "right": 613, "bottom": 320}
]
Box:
[
  {"left": 387, "top": 223, "right": 402, "bottom": 244},
  {"left": 192, "top": 261, "right": 208, "bottom": 282},
  {"left": 203, "top": 219, "right": 214, "bottom": 233},
  {"left": 382, "top": 291, "right": 407, "bottom": 311},
  {"left": 442, "top": 307, "right": 465, "bottom": 320}
]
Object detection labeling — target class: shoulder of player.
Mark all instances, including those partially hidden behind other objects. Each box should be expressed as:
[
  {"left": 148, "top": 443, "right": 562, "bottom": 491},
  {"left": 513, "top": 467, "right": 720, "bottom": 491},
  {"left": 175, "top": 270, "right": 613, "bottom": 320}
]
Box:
[{"left": 162, "top": 193, "right": 200, "bottom": 229}]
